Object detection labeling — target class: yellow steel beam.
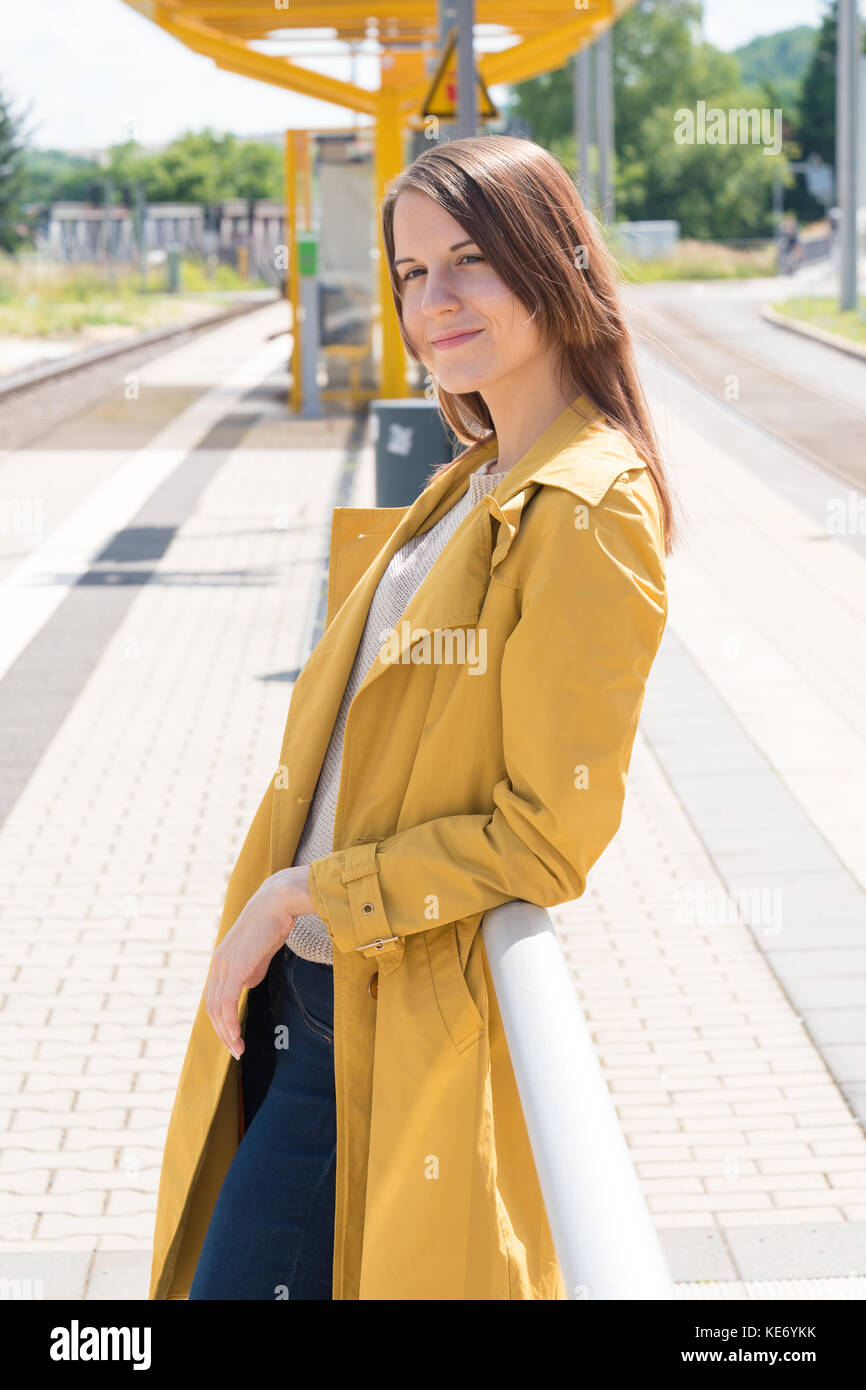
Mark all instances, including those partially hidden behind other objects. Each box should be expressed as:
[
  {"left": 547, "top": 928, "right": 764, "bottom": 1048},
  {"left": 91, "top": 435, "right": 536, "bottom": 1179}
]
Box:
[
  {"left": 169, "top": 1, "right": 436, "bottom": 35},
  {"left": 481, "top": 3, "right": 614, "bottom": 83},
  {"left": 150, "top": 1, "right": 597, "bottom": 29},
  {"left": 124, "top": 0, "right": 625, "bottom": 47},
  {"left": 122, "top": 0, "right": 621, "bottom": 115},
  {"left": 120, "top": 1, "right": 379, "bottom": 113}
]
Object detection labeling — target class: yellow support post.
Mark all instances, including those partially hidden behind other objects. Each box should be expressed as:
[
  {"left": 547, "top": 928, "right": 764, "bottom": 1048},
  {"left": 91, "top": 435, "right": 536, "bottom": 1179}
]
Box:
[
  {"left": 375, "top": 81, "right": 407, "bottom": 398},
  {"left": 285, "top": 130, "right": 302, "bottom": 416}
]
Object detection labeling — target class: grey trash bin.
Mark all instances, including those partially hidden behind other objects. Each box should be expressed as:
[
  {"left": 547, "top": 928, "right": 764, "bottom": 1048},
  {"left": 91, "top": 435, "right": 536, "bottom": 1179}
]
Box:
[{"left": 372, "top": 399, "right": 458, "bottom": 507}]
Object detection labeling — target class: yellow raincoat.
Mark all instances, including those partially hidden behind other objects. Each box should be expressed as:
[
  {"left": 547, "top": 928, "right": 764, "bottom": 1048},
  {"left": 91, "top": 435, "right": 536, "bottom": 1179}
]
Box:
[{"left": 148, "top": 391, "right": 668, "bottom": 1300}]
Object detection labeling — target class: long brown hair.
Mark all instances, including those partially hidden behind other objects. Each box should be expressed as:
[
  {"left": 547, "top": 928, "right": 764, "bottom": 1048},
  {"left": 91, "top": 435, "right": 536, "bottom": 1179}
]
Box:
[{"left": 380, "top": 134, "right": 679, "bottom": 555}]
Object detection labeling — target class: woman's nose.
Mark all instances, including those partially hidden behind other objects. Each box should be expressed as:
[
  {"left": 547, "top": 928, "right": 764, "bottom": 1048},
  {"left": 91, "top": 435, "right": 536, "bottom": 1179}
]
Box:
[{"left": 422, "top": 272, "right": 462, "bottom": 314}]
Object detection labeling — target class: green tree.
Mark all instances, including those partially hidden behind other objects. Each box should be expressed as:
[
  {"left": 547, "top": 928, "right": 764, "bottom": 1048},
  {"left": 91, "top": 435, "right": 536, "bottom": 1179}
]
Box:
[
  {"left": 732, "top": 25, "right": 818, "bottom": 122},
  {"left": 0, "top": 83, "right": 31, "bottom": 252},
  {"left": 510, "top": 0, "right": 709, "bottom": 171},
  {"left": 614, "top": 97, "right": 783, "bottom": 239},
  {"left": 128, "top": 129, "right": 283, "bottom": 203},
  {"left": 797, "top": 0, "right": 838, "bottom": 167},
  {"left": 19, "top": 148, "right": 101, "bottom": 204},
  {"left": 789, "top": 1, "right": 866, "bottom": 220},
  {"left": 20, "top": 128, "right": 285, "bottom": 209},
  {"left": 508, "top": 0, "right": 791, "bottom": 239}
]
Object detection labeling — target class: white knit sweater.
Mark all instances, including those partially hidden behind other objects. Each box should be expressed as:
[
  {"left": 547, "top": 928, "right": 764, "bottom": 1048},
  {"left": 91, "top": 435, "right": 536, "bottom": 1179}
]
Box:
[{"left": 286, "top": 456, "right": 505, "bottom": 965}]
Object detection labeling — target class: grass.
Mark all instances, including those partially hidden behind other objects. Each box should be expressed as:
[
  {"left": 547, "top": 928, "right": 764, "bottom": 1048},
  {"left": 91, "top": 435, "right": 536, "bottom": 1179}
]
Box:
[
  {"left": 609, "top": 236, "right": 778, "bottom": 282},
  {"left": 769, "top": 296, "right": 866, "bottom": 348},
  {"left": 0, "top": 254, "right": 270, "bottom": 338}
]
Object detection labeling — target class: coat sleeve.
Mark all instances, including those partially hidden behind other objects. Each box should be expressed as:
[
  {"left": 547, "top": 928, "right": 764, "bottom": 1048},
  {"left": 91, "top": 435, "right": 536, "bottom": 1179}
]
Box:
[{"left": 307, "top": 466, "right": 668, "bottom": 954}]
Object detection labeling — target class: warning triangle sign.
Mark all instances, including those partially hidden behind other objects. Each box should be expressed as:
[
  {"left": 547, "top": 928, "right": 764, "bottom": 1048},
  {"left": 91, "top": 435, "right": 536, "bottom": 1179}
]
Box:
[{"left": 421, "top": 28, "right": 498, "bottom": 120}]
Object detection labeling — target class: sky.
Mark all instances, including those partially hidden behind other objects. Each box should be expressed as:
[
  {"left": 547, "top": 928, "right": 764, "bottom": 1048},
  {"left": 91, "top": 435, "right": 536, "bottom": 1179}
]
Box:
[{"left": 1, "top": 0, "right": 832, "bottom": 153}]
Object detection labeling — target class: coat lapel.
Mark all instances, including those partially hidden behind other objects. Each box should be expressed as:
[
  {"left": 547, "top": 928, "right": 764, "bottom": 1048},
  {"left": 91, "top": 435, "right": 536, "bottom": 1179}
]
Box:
[
  {"left": 283, "top": 431, "right": 495, "bottom": 728},
  {"left": 324, "top": 505, "right": 409, "bottom": 632},
  {"left": 350, "top": 484, "right": 498, "bottom": 705}
]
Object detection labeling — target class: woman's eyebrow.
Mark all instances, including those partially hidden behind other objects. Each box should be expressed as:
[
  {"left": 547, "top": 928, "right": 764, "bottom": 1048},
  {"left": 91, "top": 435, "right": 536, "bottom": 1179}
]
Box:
[{"left": 394, "top": 238, "right": 476, "bottom": 266}]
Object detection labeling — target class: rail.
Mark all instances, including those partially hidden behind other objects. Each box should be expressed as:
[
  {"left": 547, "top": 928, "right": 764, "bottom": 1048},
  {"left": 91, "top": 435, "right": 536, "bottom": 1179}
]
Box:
[{"left": 481, "top": 899, "right": 676, "bottom": 1301}]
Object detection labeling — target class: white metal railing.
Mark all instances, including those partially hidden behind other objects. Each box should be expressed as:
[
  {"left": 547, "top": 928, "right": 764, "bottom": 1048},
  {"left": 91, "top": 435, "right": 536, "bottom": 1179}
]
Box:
[{"left": 481, "top": 899, "right": 676, "bottom": 1301}]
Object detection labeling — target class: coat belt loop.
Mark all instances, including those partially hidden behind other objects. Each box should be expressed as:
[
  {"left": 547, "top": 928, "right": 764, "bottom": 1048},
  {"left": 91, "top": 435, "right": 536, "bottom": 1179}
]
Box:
[{"left": 340, "top": 839, "right": 381, "bottom": 885}]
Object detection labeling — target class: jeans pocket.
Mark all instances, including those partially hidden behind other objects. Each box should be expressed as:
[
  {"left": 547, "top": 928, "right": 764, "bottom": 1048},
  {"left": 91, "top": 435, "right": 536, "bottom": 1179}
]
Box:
[
  {"left": 287, "top": 952, "right": 334, "bottom": 1044},
  {"left": 268, "top": 949, "right": 287, "bottom": 1025}
]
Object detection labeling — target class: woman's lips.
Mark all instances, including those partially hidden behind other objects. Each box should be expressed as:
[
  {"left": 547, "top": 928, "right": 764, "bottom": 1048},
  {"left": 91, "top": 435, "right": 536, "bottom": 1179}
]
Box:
[{"left": 431, "top": 329, "right": 483, "bottom": 350}]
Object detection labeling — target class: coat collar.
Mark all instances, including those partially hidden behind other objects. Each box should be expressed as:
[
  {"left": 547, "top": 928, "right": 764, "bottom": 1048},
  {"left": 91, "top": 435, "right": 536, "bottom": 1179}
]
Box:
[
  {"left": 408, "top": 391, "right": 638, "bottom": 574},
  {"left": 415, "top": 389, "right": 632, "bottom": 533}
]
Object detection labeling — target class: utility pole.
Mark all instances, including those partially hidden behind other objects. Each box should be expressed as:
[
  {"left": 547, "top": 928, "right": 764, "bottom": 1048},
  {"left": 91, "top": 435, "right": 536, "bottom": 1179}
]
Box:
[
  {"left": 595, "top": 29, "right": 615, "bottom": 223},
  {"left": 436, "top": 2, "right": 456, "bottom": 142},
  {"left": 574, "top": 44, "right": 595, "bottom": 210},
  {"left": 455, "top": 0, "right": 476, "bottom": 135},
  {"left": 837, "top": 0, "right": 861, "bottom": 311},
  {"left": 103, "top": 174, "right": 116, "bottom": 289},
  {"left": 349, "top": 42, "right": 359, "bottom": 128}
]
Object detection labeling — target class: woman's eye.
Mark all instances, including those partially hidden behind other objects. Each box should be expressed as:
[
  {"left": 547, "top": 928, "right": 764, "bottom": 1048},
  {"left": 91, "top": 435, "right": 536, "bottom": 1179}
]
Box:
[{"left": 401, "top": 253, "right": 485, "bottom": 283}]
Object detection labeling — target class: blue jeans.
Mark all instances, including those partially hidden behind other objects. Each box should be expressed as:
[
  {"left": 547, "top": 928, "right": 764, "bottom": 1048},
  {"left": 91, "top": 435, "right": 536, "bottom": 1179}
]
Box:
[{"left": 188, "top": 946, "right": 337, "bottom": 1300}]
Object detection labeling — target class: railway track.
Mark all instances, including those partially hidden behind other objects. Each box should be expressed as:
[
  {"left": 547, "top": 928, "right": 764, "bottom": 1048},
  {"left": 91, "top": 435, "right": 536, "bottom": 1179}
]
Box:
[
  {"left": 630, "top": 293, "right": 866, "bottom": 495},
  {"left": 0, "top": 294, "right": 281, "bottom": 453}
]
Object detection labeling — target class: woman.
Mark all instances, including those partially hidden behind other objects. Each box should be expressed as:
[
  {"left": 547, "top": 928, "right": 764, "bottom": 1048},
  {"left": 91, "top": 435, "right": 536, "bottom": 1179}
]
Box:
[{"left": 149, "top": 134, "right": 679, "bottom": 1301}]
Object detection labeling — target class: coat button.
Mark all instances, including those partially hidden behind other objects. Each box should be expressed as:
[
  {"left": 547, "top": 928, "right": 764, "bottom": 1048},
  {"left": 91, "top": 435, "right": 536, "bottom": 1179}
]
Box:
[
  {"left": 361, "top": 902, "right": 374, "bottom": 914},
  {"left": 368, "top": 972, "right": 378, "bottom": 999}
]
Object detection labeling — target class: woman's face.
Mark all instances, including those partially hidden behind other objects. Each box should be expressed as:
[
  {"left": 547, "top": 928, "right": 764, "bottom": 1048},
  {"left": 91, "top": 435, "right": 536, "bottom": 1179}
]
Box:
[{"left": 392, "top": 188, "right": 547, "bottom": 398}]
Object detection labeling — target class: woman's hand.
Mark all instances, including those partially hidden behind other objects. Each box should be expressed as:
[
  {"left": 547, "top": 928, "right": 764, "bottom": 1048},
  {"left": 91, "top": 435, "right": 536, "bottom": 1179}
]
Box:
[{"left": 205, "top": 866, "right": 315, "bottom": 1061}]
